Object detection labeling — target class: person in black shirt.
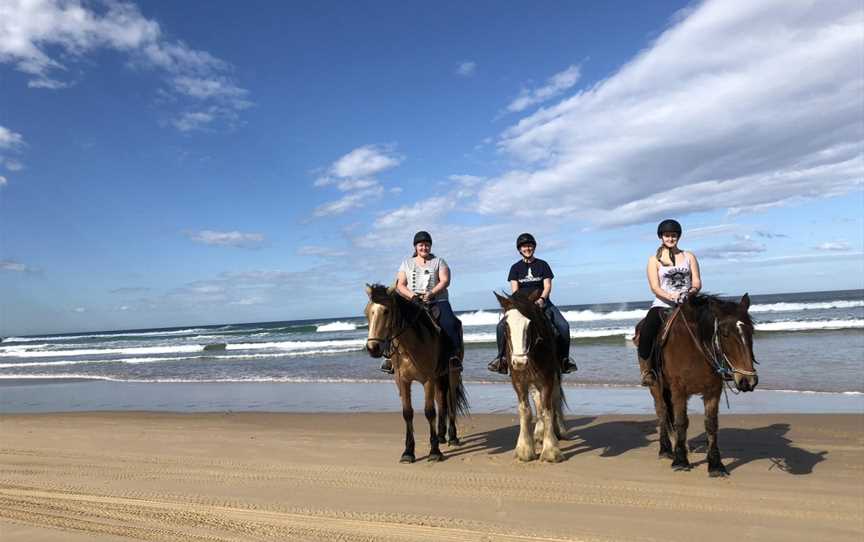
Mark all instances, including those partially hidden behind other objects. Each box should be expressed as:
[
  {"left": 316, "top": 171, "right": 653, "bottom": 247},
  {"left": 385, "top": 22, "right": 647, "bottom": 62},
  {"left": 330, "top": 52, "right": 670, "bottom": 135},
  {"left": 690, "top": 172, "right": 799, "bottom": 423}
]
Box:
[{"left": 488, "top": 233, "right": 577, "bottom": 374}]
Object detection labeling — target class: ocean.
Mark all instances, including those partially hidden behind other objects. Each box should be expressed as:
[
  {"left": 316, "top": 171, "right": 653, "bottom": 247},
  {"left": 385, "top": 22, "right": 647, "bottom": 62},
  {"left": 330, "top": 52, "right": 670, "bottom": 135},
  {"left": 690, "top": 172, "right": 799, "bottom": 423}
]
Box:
[{"left": 1, "top": 289, "right": 862, "bottom": 413}]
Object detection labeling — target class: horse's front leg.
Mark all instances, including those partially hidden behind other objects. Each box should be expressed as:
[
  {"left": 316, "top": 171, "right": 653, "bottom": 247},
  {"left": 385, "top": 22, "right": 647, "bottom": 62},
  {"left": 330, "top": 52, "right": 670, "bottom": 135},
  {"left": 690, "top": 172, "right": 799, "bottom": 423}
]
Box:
[
  {"left": 398, "top": 379, "right": 415, "bottom": 463},
  {"left": 531, "top": 386, "right": 544, "bottom": 450},
  {"left": 435, "top": 382, "right": 447, "bottom": 444},
  {"left": 513, "top": 378, "right": 536, "bottom": 461},
  {"left": 703, "top": 392, "right": 728, "bottom": 477},
  {"left": 538, "top": 381, "right": 563, "bottom": 463},
  {"left": 649, "top": 384, "right": 673, "bottom": 460},
  {"left": 670, "top": 389, "right": 690, "bottom": 471},
  {"left": 424, "top": 380, "right": 443, "bottom": 461}
]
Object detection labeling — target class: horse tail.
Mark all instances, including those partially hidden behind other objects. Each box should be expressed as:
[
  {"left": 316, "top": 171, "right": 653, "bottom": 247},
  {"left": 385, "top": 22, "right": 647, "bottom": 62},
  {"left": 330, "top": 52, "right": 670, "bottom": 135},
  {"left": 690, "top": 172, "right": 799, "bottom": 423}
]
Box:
[
  {"left": 554, "top": 373, "right": 568, "bottom": 439},
  {"left": 448, "top": 368, "right": 470, "bottom": 417}
]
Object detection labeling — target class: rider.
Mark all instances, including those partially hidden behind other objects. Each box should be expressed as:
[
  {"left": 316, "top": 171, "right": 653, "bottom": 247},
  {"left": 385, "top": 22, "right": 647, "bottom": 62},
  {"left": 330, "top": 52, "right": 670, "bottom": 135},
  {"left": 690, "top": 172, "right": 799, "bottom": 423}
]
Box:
[
  {"left": 487, "top": 233, "right": 577, "bottom": 375},
  {"left": 638, "top": 219, "right": 702, "bottom": 386},
  {"left": 379, "top": 231, "right": 464, "bottom": 374}
]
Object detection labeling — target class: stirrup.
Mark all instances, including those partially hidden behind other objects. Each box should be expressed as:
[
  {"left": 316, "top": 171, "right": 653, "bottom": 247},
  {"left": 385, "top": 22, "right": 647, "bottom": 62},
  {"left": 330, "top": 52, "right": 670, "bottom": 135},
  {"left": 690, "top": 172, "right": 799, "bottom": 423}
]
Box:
[
  {"left": 449, "top": 356, "right": 463, "bottom": 372},
  {"left": 561, "top": 357, "right": 577, "bottom": 374},
  {"left": 640, "top": 369, "right": 656, "bottom": 387},
  {"left": 379, "top": 358, "right": 394, "bottom": 374},
  {"left": 487, "top": 357, "right": 508, "bottom": 375}
]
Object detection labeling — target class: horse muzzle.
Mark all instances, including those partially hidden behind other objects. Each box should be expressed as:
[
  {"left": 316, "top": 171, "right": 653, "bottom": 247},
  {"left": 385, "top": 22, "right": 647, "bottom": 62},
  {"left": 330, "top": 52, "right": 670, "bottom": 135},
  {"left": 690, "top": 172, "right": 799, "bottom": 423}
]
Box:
[
  {"left": 510, "top": 354, "right": 529, "bottom": 370},
  {"left": 734, "top": 373, "right": 758, "bottom": 392},
  {"left": 366, "top": 340, "right": 383, "bottom": 358}
]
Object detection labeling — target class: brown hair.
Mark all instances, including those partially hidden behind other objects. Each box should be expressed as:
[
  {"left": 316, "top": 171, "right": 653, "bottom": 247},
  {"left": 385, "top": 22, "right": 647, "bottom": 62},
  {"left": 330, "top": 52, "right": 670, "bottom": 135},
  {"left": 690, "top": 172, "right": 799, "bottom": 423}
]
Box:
[{"left": 656, "top": 245, "right": 683, "bottom": 266}]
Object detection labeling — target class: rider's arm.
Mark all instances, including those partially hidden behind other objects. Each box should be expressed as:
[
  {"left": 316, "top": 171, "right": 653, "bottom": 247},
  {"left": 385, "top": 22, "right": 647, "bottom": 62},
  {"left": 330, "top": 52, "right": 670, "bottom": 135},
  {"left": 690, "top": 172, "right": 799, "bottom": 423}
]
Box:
[
  {"left": 395, "top": 271, "right": 416, "bottom": 301},
  {"left": 687, "top": 252, "right": 702, "bottom": 294},
  {"left": 510, "top": 280, "right": 519, "bottom": 294},
  {"left": 647, "top": 256, "right": 677, "bottom": 303},
  {"left": 428, "top": 264, "right": 450, "bottom": 298},
  {"left": 540, "top": 278, "right": 552, "bottom": 301}
]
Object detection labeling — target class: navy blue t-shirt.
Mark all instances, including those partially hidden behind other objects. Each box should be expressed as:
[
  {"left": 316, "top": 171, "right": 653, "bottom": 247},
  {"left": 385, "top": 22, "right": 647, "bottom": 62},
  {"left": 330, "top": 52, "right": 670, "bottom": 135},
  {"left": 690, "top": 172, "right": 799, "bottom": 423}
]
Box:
[{"left": 508, "top": 258, "right": 554, "bottom": 295}]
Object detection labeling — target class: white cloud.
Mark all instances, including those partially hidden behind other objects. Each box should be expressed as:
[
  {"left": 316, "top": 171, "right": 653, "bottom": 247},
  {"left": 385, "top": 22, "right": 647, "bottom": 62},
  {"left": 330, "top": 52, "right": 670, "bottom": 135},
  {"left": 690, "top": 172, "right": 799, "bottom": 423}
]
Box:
[
  {"left": 313, "top": 186, "right": 384, "bottom": 217},
  {"left": 0, "top": 176, "right": 6, "bottom": 187},
  {"left": 335, "top": 178, "right": 378, "bottom": 191},
  {"left": 506, "top": 65, "right": 581, "bottom": 113},
  {"left": 456, "top": 61, "right": 476, "bottom": 77},
  {"left": 0, "top": 0, "right": 251, "bottom": 131},
  {"left": 0, "top": 126, "right": 25, "bottom": 149},
  {"left": 73, "top": 307, "right": 86, "bottom": 313},
  {"left": 699, "top": 236, "right": 767, "bottom": 260},
  {"left": 172, "top": 111, "right": 215, "bottom": 132},
  {"left": 186, "top": 230, "right": 265, "bottom": 248},
  {"left": 3, "top": 159, "right": 24, "bottom": 171},
  {"left": 0, "top": 259, "right": 35, "bottom": 272},
  {"left": 298, "top": 246, "right": 349, "bottom": 258},
  {"left": 477, "top": 0, "right": 863, "bottom": 227},
  {"left": 814, "top": 241, "right": 851, "bottom": 251},
  {"left": 328, "top": 145, "right": 403, "bottom": 180}
]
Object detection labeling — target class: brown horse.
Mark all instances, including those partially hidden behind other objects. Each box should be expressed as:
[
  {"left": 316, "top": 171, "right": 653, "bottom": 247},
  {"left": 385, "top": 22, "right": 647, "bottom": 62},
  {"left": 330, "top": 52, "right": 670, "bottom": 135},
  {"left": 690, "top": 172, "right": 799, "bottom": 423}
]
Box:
[
  {"left": 364, "top": 284, "right": 468, "bottom": 463},
  {"left": 636, "top": 293, "right": 758, "bottom": 476},
  {"left": 495, "top": 290, "right": 566, "bottom": 462}
]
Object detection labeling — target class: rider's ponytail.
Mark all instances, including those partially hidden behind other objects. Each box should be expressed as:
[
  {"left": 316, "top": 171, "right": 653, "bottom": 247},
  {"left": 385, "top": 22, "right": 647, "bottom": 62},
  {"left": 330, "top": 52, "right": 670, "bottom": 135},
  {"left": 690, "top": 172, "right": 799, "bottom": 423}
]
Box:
[{"left": 656, "top": 245, "right": 682, "bottom": 266}]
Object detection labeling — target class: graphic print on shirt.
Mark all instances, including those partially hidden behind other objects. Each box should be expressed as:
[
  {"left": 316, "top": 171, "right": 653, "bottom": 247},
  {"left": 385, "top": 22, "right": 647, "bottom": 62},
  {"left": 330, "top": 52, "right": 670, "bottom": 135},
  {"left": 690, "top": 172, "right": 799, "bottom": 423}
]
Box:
[
  {"left": 519, "top": 267, "right": 542, "bottom": 286},
  {"left": 664, "top": 269, "right": 689, "bottom": 291}
]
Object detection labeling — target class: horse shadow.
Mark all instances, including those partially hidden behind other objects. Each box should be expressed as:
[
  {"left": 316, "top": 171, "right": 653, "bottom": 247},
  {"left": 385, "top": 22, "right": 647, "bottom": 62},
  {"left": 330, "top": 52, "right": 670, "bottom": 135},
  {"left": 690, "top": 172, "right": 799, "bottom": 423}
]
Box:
[{"left": 687, "top": 423, "right": 827, "bottom": 475}]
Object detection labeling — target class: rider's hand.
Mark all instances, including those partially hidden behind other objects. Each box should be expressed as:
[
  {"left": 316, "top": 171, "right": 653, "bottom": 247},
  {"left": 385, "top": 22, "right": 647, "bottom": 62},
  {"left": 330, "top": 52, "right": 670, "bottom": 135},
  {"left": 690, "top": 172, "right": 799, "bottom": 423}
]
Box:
[
  {"left": 677, "top": 292, "right": 689, "bottom": 305},
  {"left": 422, "top": 292, "right": 434, "bottom": 304},
  {"left": 535, "top": 296, "right": 546, "bottom": 307}
]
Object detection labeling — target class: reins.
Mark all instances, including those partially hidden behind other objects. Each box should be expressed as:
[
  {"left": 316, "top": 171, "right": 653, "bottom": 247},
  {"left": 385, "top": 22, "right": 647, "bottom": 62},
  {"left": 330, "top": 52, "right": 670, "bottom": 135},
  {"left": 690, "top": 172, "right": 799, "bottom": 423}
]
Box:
[{"left": 366, "top": 297, "right": 430, "bottom": 352}]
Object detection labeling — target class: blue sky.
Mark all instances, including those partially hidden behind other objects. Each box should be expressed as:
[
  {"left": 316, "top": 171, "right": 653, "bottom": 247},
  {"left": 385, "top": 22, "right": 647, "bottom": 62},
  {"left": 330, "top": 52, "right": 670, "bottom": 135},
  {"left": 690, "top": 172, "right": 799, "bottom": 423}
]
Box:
[{"left": 1, "top": 0, "right": 862, "bottom": 335}]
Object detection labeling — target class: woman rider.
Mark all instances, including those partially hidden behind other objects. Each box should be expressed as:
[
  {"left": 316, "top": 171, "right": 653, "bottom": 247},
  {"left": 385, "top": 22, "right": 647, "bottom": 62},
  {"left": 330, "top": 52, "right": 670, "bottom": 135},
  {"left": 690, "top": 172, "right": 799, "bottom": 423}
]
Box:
[
  {"left": 638, "top": 219, "right": 702, "bottom": 386},
  {"left": 379, "top": 231, "right": 464, "bottom": 374},
  {"left": 487, "top": 233, "right": 577, "bottom": 375}
]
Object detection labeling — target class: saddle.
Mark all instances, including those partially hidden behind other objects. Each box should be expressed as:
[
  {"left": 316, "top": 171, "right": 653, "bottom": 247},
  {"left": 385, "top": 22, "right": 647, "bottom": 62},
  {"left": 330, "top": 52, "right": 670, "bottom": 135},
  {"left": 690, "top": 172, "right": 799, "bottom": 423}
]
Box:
[{"left": 632, "top": 307, "right": 681, "bottom": 379}]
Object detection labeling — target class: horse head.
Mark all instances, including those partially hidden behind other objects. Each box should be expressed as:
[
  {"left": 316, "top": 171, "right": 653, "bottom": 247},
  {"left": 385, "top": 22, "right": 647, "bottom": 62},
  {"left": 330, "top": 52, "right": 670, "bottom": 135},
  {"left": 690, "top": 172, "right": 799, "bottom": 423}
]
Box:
[
  {"left": 704, "top": 293, "right": 759, "bottom": 392},
  {"left": 495, "top": 290, "right": 544, "bottom": 370},
  {"left": 364, "top": 283, "right": 395, "bottom": 358}
]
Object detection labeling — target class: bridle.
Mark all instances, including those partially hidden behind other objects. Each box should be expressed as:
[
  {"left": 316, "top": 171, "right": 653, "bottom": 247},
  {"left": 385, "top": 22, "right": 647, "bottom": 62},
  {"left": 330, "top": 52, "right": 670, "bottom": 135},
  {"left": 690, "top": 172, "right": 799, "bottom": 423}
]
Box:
[
  {"left": 678, "top": 309, "right": 758, "bottom": 392},
  {"left": 366, "top": 297, "right": 427, "bottom": 348}
]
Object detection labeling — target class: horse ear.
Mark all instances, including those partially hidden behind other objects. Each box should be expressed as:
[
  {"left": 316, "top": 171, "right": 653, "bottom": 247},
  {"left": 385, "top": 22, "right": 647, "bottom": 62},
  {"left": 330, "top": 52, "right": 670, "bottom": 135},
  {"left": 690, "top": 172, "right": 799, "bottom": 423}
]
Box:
[
  {"left": 494, "top": 291, "right": 511, "bottom": 310},
  {"left": 527, "top": 289, "right": 541, "bottom": 302},
  {"left": 740, "top": 293, "right": 751, "bottom": 312},
  {"left": 365, "top": 284, "right": 373, "bottom": 299},
  {"left": 386, "top": 281, "right": 397, "bottom": 296}
]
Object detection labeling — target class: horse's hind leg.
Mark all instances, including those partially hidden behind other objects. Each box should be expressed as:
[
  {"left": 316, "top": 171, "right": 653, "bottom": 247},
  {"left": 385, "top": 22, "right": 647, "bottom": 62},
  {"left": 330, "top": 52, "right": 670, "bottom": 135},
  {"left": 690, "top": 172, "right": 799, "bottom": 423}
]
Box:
[
  {"left": 650, "top": 384, "right": 673, "bottom": 460},
  {"left": 435, "top": 382, "right": 447, "bottom": 444},
  {"left": 538, "top": 381, "right": 563, "bottom": 463},
  {"left": 424, "top": 380, "right": 443, "bottom": 462},
  {"left": 703, "top": 393, "right": 728, "bottom": 477},
  {"left": 670, "top": 389, "right": 691, "bottom": 471},
  {"left": 398, "top": 380, "right": 415, "bottom": 463}
]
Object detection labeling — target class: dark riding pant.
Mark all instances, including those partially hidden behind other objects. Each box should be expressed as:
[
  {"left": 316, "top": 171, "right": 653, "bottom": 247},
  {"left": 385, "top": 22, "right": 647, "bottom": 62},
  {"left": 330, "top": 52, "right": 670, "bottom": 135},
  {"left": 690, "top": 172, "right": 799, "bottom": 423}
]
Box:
[
  {"left": 495, "top": 300, "right": 571, "bottom": 359},
  {"left": 434, "top": 300, "right": 462, "bottom": 358},
  {"left": 638, "top": 307, "right": 665, "bottom": 360}
]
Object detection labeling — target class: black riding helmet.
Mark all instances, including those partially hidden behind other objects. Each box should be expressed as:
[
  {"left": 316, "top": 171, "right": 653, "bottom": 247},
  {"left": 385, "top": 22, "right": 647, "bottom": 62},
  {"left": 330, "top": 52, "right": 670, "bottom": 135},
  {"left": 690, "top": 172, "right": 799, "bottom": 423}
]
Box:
[
  {"left": 516, "top": 232, "right": 536, "bottom": 249},
  {"left": 413, "top": 230, "right": 432, "bottom": 245},
  {"left": 656, "top": 219, "right": 682, "bottom": 238}
]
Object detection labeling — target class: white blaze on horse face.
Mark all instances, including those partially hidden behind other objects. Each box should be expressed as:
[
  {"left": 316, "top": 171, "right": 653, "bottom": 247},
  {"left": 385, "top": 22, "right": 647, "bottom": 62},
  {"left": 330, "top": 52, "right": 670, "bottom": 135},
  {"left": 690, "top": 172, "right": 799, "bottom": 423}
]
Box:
[
  {"left": 506, "top": 309, "right": 531, "bottom": 368},
  {"left": 736, "top": 320, "right": 756, "bottom": 371}
]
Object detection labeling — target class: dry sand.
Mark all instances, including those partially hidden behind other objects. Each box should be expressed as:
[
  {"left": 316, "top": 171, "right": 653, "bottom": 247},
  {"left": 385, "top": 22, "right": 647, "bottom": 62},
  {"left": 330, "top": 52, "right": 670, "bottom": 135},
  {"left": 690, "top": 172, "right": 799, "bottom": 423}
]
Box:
[{"left": 0, "top": 412, "right": 861, "bottom": 541}]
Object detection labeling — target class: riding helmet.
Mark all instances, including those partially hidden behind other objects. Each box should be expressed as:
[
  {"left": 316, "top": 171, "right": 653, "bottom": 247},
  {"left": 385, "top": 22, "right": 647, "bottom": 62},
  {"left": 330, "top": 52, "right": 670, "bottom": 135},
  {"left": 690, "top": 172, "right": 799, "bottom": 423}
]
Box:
[
  {"left": 516, "top": 232, "right": 537, "bottom": 248},
  {"left": 656, "top": 219, "right": 682, "bottom": 238},
  {"left": 413, "top": 231, "right": 433, "bottom": 245}
]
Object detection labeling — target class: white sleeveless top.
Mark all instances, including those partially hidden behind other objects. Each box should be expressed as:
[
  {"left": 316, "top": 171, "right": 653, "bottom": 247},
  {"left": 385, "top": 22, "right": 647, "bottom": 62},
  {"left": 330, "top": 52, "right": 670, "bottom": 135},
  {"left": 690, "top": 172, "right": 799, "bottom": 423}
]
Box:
[
  {"left": 651, "top": 253, "right": 692, "bottom": 308},
  {"left": 399, "top": 257, "right": 449, "bottom": 302}
]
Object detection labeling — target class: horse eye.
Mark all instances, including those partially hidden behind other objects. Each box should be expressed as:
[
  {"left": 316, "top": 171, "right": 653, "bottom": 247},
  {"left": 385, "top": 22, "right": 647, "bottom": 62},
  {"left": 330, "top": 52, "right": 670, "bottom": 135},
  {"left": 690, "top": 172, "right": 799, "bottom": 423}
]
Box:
[{"left": 382, "top": 308, "right": 389, "bottom": 315}]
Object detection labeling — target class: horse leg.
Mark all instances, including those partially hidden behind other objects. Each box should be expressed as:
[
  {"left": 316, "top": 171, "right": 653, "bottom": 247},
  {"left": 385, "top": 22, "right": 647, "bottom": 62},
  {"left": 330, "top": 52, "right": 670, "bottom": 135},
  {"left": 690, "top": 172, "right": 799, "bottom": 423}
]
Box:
[
  {"left": 424, "top": 380, "right": 443, "bottom": 462},
  {"left": 704, "top": 393, "right": 728, "bottom": 477},
  {"left": 514, "top": 379, "right": 536, "bottom": 462},
  {"left": 531, "top": 386, "right": 544, "bottom": 451},
  {"left": 435, "top": 382, "right": 447, "bottom": 444},
  {"left": 650, "top": 384, "right": 674, "bottom": 460},
  {"left": 398, "top": 380, "right": 415, "bottom": 463},
  {"left": 538, "top": 381, "right": 563, "bottom": 463},
  {"left": 670, "top": 389, "right": 691, "bottom": 471}
]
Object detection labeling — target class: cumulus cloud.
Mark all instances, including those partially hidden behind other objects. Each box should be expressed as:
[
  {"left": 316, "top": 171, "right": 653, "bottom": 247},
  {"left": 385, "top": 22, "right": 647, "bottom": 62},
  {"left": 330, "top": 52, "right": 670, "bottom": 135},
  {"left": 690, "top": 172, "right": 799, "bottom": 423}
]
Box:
[
  {"left": 456, "top": 61, "right": 476, "bottom": 77},
  {"left": 814, "top": 241, "right": 851, "bottom": 251},
  {"left": 0, "top": 0, "right": 251, "bottom": 131},
  {"left": 313, "top": 186, "right": 384, "bottom": 217},
  {"left": 0, "top": 259, "right": 37, "bottom": 273},
  {"left": 476, "top": 0, "right": 863, "bottom": 227},
  {"left": 0, "top": 125, "right": 26, "bottom": 183},
  {"left": 0, "top": 176, "right": 6, "bottom": 187},
  {"left": 506, "top": 64, "right": 581, "bottom": 113},
  {"left": 186, "top": 230, "right": 265, "bottom": 248},
  {"left": 699, "top": 236, "right": 767, "bottom": 260},
  {"left": 323, "top": 145, "right": 403, "bottom": 181},
  {"left": 313, "top": 145, "right": 402, "bottom": 217}
]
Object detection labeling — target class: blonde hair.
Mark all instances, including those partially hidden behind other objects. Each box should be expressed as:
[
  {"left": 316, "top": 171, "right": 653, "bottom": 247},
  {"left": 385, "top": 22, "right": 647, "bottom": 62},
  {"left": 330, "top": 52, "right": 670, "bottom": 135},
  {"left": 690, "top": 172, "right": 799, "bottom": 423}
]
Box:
[{"left": 656, "top": 245, "right": 682, "bottom": 266}]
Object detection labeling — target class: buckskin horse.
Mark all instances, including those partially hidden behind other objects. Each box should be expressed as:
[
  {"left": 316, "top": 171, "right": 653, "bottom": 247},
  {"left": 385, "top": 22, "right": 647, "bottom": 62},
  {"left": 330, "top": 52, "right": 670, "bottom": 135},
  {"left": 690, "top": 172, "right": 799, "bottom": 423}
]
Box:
[
  {"left": 364, "top": 283, "right": 469, "bottom": 463},
  {"left": 635, "top": 293, "right": 758, "bottom": 476},
  {"left": 495, "top": 289, "right": 566, "bottom": 463}
]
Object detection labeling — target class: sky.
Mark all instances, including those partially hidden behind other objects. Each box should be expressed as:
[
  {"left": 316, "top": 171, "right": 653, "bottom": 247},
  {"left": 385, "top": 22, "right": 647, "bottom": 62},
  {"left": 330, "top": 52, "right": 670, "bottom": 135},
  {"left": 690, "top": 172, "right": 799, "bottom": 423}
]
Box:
[{"left": 1, "top": 0, "right": 862, "bottom": 336}]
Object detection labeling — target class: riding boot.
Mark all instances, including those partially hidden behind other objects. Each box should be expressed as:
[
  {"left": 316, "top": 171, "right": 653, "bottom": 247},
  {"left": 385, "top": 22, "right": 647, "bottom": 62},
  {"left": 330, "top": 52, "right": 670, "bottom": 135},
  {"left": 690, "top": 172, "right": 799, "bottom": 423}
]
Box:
[
  {"left": 379, "top": 357, "right": 394, "bottom": 374},
  {"left": 560, "top": 356, "right": 577, "bottom": 374},
  {"left": 638, "top": 356, "right": 656, "bottom": 386},
  {"left": 487, "top": 357, "right": 508, "bottom": 375},
  {"left": 449, "top": 356, "right": 463, "bottom": 372}
]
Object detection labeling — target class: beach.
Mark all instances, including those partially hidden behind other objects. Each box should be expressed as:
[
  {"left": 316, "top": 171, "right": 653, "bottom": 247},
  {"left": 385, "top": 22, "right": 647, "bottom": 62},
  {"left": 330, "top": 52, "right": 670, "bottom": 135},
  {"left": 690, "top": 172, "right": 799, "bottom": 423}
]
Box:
[{"left": 1, "top": 411, "right": 862, "bottom": 541}]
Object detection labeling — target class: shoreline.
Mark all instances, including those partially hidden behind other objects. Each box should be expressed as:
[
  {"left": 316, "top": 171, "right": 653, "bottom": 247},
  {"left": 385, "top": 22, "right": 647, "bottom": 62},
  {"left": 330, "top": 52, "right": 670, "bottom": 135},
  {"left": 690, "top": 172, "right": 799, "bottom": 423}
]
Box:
[
  {"left": 1, "top": 412, "right": 861, "bottom": 541},
  {"left": 1, "top": 380, "right": 862, "bottom": 414}
]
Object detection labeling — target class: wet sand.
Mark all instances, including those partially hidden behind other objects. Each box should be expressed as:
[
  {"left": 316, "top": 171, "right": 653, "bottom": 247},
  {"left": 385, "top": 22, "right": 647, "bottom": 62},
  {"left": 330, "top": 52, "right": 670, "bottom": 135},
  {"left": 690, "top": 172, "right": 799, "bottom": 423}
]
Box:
[{"left": 1, "top": 412, "right": 862, "bottom": 541}]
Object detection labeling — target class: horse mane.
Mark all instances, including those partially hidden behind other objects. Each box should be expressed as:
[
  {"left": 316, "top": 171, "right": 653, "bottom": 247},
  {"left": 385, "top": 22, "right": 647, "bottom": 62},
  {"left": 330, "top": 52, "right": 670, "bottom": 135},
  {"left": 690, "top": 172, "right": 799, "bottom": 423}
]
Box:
[
  {"left": 688, "top": 293, "right": 753, "bottom": 341},
  {"left": 368, "top": 283, "right": 439, "bottom": 342}
]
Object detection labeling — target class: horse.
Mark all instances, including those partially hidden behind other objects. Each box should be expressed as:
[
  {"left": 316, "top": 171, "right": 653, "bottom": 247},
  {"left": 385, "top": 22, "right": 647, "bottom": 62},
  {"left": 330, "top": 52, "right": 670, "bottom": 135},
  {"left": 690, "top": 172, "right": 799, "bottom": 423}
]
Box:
[
  {"left": 494, "top": 289, "right": 566, "bottom": 463},
  {"left": 634, "top": 293, "right": 758, "bottom": 476},
  {"left": 364, "top": 283, "right": 469, "bottom": 463}
]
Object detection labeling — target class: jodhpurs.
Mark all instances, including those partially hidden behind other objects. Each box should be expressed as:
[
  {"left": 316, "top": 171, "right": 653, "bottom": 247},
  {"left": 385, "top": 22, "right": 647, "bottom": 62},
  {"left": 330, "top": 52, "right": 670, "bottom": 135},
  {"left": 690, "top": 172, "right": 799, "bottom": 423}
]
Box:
[
  {"left": 495, "top": 300, "right": 571, "bottom": 360},
  {"left": 638, "top": 307, "right": 665, "bottom": 360},
  {"left": 434, "top": 300, "right": 463, "bottom": 358}
]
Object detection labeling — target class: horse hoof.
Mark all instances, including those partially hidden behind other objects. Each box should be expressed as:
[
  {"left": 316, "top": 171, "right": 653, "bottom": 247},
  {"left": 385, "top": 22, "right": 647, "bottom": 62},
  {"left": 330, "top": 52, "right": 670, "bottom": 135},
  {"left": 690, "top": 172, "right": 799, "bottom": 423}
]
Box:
[
  {"left": 428, "top": 452, "right": 444, "bottom": 462},
  {"left": 515, "top": 451, "right": 536, "bottom": 462},
  {"left": 437, "top": 436, "right": 446, "bottom": 444},
  {"left": 709, "top": 467, "right": 729, "bottom": 478},
  {"left": 659, "top": 449, "right": 674, "bottom": 460},
  {"left": 399, "top": 454, "right": 415, "bottom": 464},
  {"left": 448, "top": 438, "right": 461, "bottom": 446},
  {"left": 540, "top": 449, "right": 564, "bottom": 463},
  {"left": 672, "top": 461, "right": 691, "bottom": 472}
]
